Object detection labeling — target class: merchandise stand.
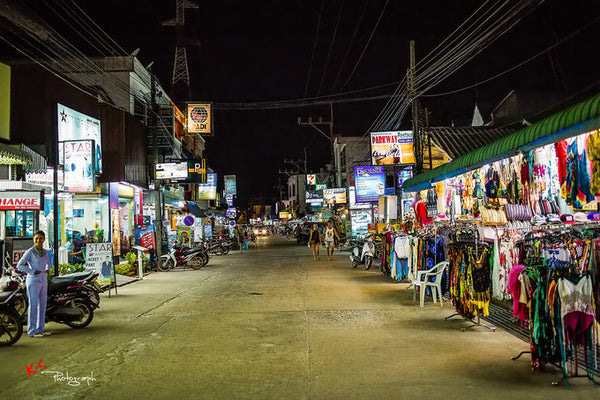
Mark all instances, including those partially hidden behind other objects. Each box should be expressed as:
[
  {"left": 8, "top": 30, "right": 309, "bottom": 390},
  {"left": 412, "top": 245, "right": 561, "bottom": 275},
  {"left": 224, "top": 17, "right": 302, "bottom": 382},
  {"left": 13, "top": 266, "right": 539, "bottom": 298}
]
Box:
[{"left": 445, "top": 313, "right": 496, "bottom": 332}]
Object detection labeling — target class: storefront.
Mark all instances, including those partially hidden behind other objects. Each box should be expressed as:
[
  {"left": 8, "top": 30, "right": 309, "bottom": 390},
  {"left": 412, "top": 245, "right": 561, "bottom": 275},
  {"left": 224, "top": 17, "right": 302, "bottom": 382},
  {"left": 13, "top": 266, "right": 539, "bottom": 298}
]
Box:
[{"left": 397, "top": 93, "right": 600, "bottom": 383}]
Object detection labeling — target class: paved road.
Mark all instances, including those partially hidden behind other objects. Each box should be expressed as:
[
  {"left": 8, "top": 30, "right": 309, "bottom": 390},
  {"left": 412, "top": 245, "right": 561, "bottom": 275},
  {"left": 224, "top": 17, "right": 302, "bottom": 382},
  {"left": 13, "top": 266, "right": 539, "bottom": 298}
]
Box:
[{"left": 1, "top": 236, "right": 596, "bottom": 399}]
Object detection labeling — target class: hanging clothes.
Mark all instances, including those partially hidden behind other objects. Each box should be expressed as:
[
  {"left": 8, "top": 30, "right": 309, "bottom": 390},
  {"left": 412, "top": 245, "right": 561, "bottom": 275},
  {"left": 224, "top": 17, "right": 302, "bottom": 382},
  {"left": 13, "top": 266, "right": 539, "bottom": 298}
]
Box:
[{"left": 587, "top": 130, "right": 600, "bottom": 195}]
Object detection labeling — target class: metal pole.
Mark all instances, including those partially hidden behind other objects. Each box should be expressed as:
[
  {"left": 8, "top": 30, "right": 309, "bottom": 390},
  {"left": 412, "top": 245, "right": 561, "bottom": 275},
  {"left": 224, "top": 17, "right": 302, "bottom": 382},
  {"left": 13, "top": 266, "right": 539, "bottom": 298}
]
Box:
[
  {"left": 409, "top": 40, "right": 422, "bottom": 174},
  {"left": 150, "top": 72, "right": 163, "bottom": 260}
]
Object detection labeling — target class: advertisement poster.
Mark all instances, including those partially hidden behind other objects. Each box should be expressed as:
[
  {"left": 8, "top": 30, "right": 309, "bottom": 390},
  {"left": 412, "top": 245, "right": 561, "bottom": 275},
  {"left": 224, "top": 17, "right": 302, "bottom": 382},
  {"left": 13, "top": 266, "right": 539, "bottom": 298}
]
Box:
[
  {"left": 323, "top": 188, "right": 347, "bottom": 204},
  {"left": 350, "top": 209, "right": 373, "bottom": 237},
  {"left": 397, "top": 167, "right": 413, "bottom": 189},
  {"left": 225, "top": 194, "right": 234, "bottom": 206},
  {"left": 140, "top": 225, "right": 156, "bottom": 250},
  {"left": 155, "top": 161, "right": 188, "bottom": 180},
  {"left": 194, "top": 219, "right": 203, "bottom": 242},
  {"left": 198, "top": 173, "right": 217, "bottom": 200},
  {"left": 370, "top": 131, "right": 414, "bottom": 166},
  {"left": 203, "top": 224, "right": 213, "bottom": 239},
  {"left": 187, "top": 103, "right": 212, "bottom": 135},
  {"left": 178, "top": 227, "right": 191, "bottom": 247},
  {"left": 26, "top": 167, "right": 64, "bottom": 190},
  {"left": 111, "top": 209, "right": 120, "bottom": 256},
  {"left": 86, "top": 243, "right": 113, "bottom": 286},
  {"left": 63, "top": 140, "right": 95, "bottom": 192},
  {"left": 224, "top": 175, "right": 237, "bottom": 196},
  {"left": 349, "top": 186, "right": 375, "bottom": 210},
  {"left": 354, "top": 166, "right": 385, "bottom": 203},
  {"left": 58, "top": 103, "right": 102, "bottom": 173}
]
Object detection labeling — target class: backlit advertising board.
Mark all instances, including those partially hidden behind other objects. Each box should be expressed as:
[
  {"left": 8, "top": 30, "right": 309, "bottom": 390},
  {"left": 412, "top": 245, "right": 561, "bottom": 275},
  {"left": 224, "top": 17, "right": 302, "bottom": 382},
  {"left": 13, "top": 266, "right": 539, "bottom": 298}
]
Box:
[
  {"left": 0, "top": 191, "right": 44, "bottom": 211},
  {"left": 155, "top": 162, "right": 188, "bottom": 180},
  {"left": 187, "top": 103, "right": 213, "bottom": 135},
  {"left": 226, "top": 208, "right": 236, "bottom": 219},
  {"left": 63, "top": 140, "right": 95, "bottom": 192},
  {"left": 354, "top": 166, "right": 385, "bottom": 203},
  {"left": 58, "top": 103, "right": 102, "bottom": 173},
  {"left": 198, "top": 173, "right": 217, "bottom": 200},
  {"left": 224, "top": 175, "right": 237, "bottom": 195},
  {"left": 370, "top": 131, "right": 414, "bottom": 166},
  {"left": 349, "top": 186, "right": 371, "bottom": 209},
  {"left": 323, "top": 188, "right": 347, "bottom": 204},
  {"left": 350, "top": 209, "right": 372, "bottom": 237}
]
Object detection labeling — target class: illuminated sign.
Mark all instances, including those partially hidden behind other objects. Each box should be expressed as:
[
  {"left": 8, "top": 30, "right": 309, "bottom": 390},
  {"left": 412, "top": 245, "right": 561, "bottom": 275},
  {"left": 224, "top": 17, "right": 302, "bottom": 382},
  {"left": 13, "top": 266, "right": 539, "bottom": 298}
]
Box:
[
  {"left": 187, "top": 103, "right": 213, "bottom": 135},
  {"left": 198, "top": 173, "right": 217, "bottom": 200},
  {"left": 224, "top": 175, "right": 237, "bottom": 196},
  {"left": 323, "top": 188, "right": 347, "bottom": 204},
  {"left": 155, "top": 162, "right": 188, "bottom": 180},
  {"left": 226, "top": 208, "right": 236, "bottom": 219},
  {"left": 0, "top": 191, "right": 43, "bottom": 211},
  {"left": 63, "top": 140, "right": 96, "bottom": 192},
  {"left": 370, "top": 131, "right": 414, "bottom": 166},
  {"left": 26, "top": 167, "right": 64, "bottom": 190},
  {"left": 354, "top": 166, "right": 385, "bottom": 203},
  {"left": 306, "top": 174, "right": 316, "bottom": 185},
  {"left": 58, "top": 103, "right": 102, "bottom": 173},
  {"left": 279, "top": 212, "right": 291, "bottom": 219}
]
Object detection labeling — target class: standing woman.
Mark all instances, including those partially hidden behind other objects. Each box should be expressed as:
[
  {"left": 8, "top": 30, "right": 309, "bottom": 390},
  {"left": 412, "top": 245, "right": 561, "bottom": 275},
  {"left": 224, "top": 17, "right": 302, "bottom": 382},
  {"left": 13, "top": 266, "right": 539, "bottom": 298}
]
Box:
[
  {"left": 309, "top": 224, "right": 321, "bottom": 261},
  {"left": 17, "top": 230, "right": 52, "bottom": 337}
]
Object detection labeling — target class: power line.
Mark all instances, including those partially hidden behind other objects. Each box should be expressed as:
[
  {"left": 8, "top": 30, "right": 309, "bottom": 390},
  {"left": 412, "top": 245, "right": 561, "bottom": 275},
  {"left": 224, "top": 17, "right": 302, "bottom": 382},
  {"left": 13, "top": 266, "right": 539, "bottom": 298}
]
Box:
[
  {"left": 341, "top": 0, "right": 389, "bottom": 89},
  {"left": 316, "top": 0, "right": 345, "bottom": 96},
  {"left": 303, "top": 0, "right": 325, "bottom": 98}
]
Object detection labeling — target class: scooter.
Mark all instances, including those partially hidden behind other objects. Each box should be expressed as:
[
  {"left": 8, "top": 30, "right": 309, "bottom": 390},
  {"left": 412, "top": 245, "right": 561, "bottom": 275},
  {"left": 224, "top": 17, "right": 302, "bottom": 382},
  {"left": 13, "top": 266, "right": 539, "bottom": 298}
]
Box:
[
  {"left": 0, "top": 272, "right": 27, "bottom": 346},
  {"left": 44, "top": 275, "right": 99, "bottom": 328},
  {"left": 159, "top": 244, "right": 208, "bottom": 271},
  {"left": 349, "top": 237, "right": 375, "bottom": 270}
]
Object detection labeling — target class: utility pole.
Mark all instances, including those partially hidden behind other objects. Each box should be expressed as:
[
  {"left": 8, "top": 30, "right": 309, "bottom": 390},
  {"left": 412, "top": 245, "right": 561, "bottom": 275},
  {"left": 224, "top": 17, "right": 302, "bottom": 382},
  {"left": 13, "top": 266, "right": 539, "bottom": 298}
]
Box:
[
  {"left": 407, "top": 40, "right": 424, "bottom": 174},
  {"left": 298, "top": 102, "right": 339, "bottom": 187},
  {"left": 150, "top": 72, "right": 163, "bottom": 261}
]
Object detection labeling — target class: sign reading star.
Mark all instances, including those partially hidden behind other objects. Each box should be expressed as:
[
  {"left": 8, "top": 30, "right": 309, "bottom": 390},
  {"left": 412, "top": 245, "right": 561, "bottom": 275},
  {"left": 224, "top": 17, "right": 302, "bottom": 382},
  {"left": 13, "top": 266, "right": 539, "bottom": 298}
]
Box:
[{"left": 60, "top": 110, "right": 67, "bottom": 122}]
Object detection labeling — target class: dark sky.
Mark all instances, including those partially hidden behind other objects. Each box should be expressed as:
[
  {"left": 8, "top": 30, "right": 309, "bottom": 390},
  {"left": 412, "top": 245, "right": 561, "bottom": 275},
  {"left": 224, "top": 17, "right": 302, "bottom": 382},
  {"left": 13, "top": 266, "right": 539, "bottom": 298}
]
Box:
[{"left": 10, "top": 0, "right": 600, "bottom": 206}]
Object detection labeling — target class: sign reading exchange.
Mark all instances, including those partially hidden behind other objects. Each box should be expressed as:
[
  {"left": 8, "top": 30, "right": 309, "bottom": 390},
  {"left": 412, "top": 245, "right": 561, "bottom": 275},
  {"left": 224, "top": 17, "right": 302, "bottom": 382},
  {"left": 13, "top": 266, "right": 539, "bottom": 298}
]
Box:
[{"left": 0, "top": 191, "right": 44, "bottom": 211}]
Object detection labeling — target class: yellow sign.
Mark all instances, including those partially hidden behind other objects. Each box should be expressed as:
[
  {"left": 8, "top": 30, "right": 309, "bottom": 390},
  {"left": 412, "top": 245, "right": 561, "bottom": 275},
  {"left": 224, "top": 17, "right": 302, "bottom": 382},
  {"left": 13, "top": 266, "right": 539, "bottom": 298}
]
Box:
[{"left": 187, "top": 103, "right": 212, "bottom": 135}]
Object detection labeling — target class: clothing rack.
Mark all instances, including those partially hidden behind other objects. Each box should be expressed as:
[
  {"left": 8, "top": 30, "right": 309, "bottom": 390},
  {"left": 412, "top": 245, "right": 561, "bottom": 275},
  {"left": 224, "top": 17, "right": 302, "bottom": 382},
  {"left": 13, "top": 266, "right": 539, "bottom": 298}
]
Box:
[{"left": 445, "top": 313, "right": 496, "bottom": 332}]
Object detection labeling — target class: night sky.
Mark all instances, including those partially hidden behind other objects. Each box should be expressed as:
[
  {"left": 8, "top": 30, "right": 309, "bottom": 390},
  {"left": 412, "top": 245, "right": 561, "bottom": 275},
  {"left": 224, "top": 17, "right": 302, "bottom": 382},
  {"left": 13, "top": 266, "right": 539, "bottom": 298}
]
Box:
[{"left": 7, "top": 0, "right": 600, "bottom": 206}]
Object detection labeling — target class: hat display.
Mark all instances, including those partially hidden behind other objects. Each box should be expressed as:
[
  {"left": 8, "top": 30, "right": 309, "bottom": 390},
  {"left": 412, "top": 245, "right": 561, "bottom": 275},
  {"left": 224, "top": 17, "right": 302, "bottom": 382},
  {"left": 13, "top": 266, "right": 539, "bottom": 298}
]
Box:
[
  {"left": 531, "top": 215, "right": 547, "bottom": 226},
  {"left": 560, "top": 214, "right": 575, "bottom": 224},
  {"left": 588, "top": 212, "right": 600, "bottom": 221},
  {"left": 573, "top": 212, "right": 588, "bottom": 223},
  {"left": 547, "top": 214, "right": 561, "bottom": 224}
]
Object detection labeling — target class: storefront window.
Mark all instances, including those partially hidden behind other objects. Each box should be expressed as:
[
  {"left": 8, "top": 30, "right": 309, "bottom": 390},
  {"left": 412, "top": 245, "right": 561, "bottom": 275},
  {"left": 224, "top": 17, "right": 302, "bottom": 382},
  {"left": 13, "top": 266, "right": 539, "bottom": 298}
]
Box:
[{"left": 4, "top": 210, "right": 35, "bottom": 237}]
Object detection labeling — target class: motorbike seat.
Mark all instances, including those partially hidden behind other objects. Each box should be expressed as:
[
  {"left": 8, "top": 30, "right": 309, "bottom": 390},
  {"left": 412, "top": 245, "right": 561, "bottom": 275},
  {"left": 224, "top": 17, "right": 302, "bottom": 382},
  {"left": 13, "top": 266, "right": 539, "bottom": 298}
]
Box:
[
  {"left": 48, "top": 279, "right": 77, "bottom": 295},
  {"left": 52, "top": 271, "right": 92, "bottom": 283},
  {"left": 181, "top": 248, "right": 201, "bottom": 256}
]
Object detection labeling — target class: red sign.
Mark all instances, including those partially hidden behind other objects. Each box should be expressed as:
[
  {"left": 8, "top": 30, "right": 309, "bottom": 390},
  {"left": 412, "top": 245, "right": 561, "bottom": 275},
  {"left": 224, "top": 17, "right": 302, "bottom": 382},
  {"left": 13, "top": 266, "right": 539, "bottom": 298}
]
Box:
[
  {"left": 140, "top": 231, "right": 155, "bottom": 250},
  {"left": 0, "top": 191, "right": 43, "bottom": 211}
]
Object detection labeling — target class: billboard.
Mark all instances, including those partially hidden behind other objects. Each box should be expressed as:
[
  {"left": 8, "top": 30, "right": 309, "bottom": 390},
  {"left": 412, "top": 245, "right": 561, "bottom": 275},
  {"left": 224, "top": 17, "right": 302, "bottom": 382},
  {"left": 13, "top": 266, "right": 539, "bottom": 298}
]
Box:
[
  {"left": 226, "top": 208, "right": 237, "bottom": 219},
  {"left": 350, "top": 209, "right": 372, "bottom": 237},
  {"left": 224, "top": 175, "right": 237, "bottom": 196},
  {"left": 63, "top": 140, "right": 96, "bottom": 192},
  {"left": 155, "top": 161, "right": 188, "bottom": 180},
  {"left": 198, "top": 173, "right": 217, "bottom": 200},
  {"left": 370, "top": 131, "right": 414, "bottom": 166},
  {"left": 306, "top": 174, "right": 316, "bottom": 185},
  {"left": 58, "top": 103, "right": 102, "bottom": 173},
  {"left": 323, "top": 188, "right": 347, "bottom": 204},
  {"left": 187, "top": 103, "right": 213, "bottom": 135},
  {"left": 354, "top": 165, "right": 385, "bottom": 203},
  {"left": 348, "top": 186, "right": 371, "bottom": 209}
]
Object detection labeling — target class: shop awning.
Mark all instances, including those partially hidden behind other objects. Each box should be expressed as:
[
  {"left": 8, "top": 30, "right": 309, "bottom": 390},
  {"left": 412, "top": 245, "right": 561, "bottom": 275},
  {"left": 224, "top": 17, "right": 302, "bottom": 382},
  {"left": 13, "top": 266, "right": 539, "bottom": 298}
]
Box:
[
  {"left": 185, "top": 201, "right": 207, "bottom": 218},
  {"left": 0, "top": 142, "right": 33, "bottom": 166},
  {"left": 402, "top": 92, "right": 600, "bottom": 192}
]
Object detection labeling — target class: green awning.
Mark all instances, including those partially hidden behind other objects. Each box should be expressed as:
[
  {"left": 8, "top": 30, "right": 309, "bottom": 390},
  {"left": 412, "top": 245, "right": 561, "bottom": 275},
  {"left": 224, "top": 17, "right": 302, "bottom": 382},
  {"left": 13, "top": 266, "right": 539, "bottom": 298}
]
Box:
[{"left": 402, "top": 92, "right": 600, "bottom": 192}]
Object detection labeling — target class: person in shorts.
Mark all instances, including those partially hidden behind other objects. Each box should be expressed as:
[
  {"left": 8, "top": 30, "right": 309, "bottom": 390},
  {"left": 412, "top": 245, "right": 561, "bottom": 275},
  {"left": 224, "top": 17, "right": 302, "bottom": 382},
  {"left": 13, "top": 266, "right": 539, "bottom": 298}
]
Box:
[{"left": 324, "top": 221, "right": 340, "bottom": 261}]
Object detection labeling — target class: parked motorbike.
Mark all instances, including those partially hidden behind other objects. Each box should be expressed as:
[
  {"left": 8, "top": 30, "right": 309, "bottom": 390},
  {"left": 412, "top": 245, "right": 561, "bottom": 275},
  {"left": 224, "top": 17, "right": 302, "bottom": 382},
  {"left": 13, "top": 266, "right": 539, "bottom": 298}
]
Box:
[
  {"left": 159, "top": 244, "right": 209, "bottom": 271},
  {"left": 0, "top": 272, "right": 27, "bottom": 346},
  {"left": 44, "top": 273, "right": 100, "bottom": 328},
  {"left": 349, "top": 237, "right": 376, "bottom": 270},
  {"left": 201, "top": 239, "right": 230, "bottom": 256}
]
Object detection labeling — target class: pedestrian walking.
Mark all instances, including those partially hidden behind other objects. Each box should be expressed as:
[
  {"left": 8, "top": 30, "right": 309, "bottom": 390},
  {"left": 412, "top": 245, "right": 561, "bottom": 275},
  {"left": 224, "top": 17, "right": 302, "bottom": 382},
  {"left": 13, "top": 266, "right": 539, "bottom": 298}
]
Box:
[
  {"left": 309, "top": 224, "right": 321, "bottom": 261},
  {"left": 234, "top": 225, "right": 243, "bottom": 254},
  {"left": 324, "top": 221, "right": 340, "bottom": 261},
  {"left": 17, "top": 230, "right": 52, "bottom": 337}
]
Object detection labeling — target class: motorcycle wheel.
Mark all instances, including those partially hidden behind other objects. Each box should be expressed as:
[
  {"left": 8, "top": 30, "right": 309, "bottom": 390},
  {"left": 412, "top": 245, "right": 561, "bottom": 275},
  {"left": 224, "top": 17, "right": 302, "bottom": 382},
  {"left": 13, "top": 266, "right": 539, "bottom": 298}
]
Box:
[
  {"left": 64, "top": 300, "right": 94, "bottom": 329},
  {"left": 158, "top": 257, "right": 173, "bottom": 272},
  {"left": 0, "top": 311, "right": 23, "bottom": 346},
  {"left": 221, "top": 245, "right": 230, "bottom": 255},
  {"left": 187, "top": 253, "right": 204, "bottom": 270},
  {"left": 199, "top": 251, "right": 209, "bottom": 267},
  {"left": 364, "top": 255, "right": 373, "bottom": 270},
  {"left": 352, "top": 260, "right": 359, "bottom": 269}
]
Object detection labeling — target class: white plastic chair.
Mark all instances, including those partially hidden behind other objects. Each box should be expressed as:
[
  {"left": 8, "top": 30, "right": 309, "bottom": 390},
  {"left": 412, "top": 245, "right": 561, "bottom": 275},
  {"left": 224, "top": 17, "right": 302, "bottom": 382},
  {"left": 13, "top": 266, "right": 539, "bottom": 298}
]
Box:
[{"left": 411, "top": 261, "right": 449, "bottom": 307}]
